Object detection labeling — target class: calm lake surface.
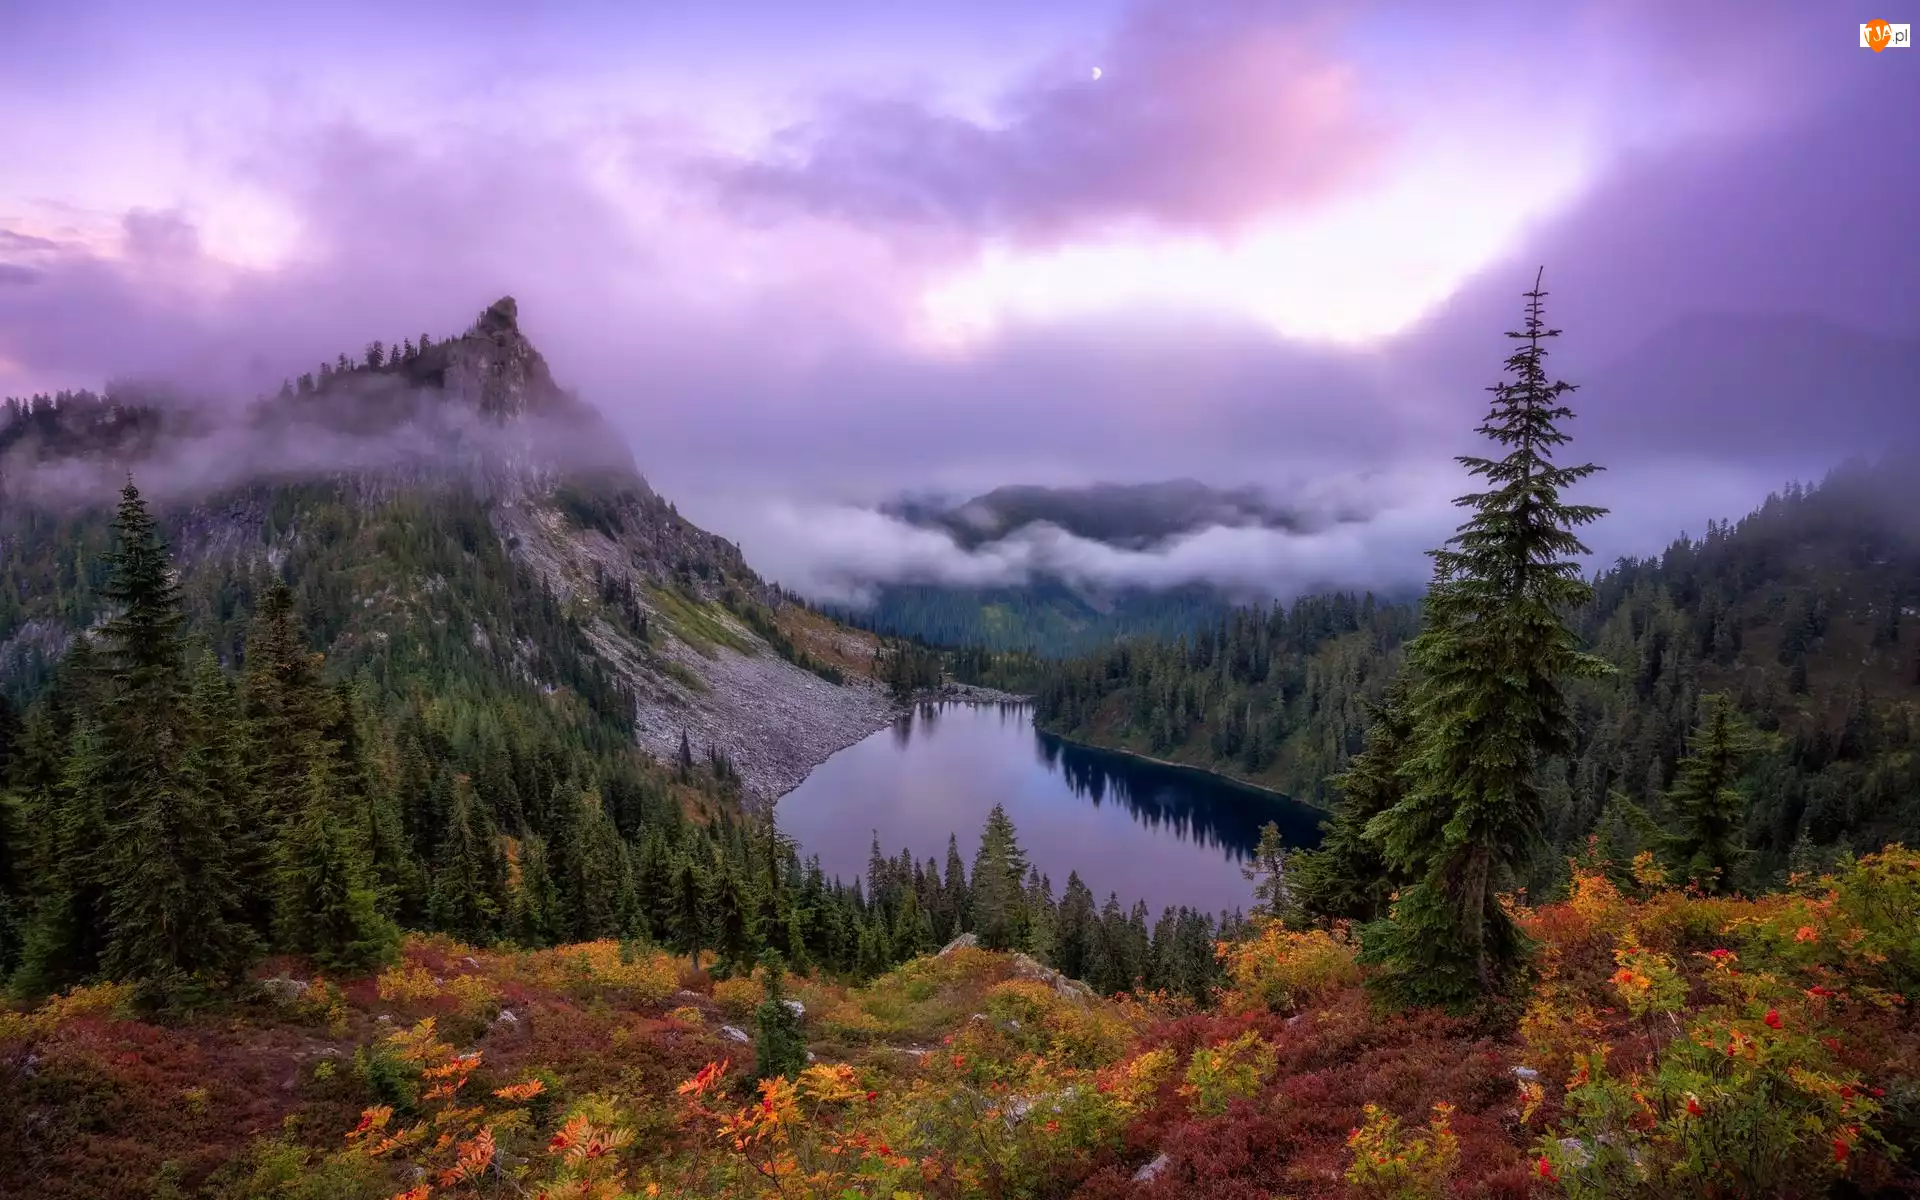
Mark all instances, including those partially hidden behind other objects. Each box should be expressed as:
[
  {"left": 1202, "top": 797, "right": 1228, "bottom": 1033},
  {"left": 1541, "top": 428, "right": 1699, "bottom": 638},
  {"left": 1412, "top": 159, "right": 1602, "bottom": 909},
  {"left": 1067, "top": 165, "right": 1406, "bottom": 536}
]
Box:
[{"left": 775, "top": 702, "right": 1326, "bottom": 916}]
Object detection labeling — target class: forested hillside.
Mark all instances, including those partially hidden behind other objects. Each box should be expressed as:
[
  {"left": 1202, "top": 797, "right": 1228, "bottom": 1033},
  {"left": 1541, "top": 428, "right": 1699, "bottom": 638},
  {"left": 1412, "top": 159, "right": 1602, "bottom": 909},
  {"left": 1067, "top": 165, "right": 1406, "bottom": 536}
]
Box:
[
  {"left": 0, "top": 298, "right": 900, "bottom": 801},
  {"left": 835, "top": 580, "right": 1230, "bottom": 656},
  {"left": 1035, "top": 457, "right": 1920, "bottom": 889}
]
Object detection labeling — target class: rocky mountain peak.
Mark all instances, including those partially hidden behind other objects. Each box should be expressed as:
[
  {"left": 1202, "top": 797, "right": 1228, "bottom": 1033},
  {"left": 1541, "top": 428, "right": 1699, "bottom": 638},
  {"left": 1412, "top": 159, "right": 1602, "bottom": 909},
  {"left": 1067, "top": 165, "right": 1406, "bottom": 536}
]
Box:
[
  {"left": 474, "top": 295, "right": 520, "bottom": 337},
  {"left": 436, "top": 295, "right": 565, "bottom": 424}
]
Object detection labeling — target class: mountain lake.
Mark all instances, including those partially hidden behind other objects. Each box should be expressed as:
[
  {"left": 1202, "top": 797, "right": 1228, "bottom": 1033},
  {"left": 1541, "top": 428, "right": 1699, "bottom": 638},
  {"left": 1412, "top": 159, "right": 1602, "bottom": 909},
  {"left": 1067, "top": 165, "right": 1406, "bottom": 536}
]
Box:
[{"left": 775, "top": 701, "right": 1326, "bottom": 916}]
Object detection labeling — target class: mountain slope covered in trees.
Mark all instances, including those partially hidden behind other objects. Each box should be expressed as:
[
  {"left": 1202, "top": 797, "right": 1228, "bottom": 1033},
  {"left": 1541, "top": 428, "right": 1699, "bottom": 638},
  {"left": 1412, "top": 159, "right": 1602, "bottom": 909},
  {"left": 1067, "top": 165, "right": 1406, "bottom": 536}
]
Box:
[
  {"left": 1035, "top": 456, "right": 1920, "bottom": 890},
  {"left": 835, "top": 579, "right": 1232, "bottom": 657},
  {"left": 0, "top": 297, "right": 898, "bottom": 801}
]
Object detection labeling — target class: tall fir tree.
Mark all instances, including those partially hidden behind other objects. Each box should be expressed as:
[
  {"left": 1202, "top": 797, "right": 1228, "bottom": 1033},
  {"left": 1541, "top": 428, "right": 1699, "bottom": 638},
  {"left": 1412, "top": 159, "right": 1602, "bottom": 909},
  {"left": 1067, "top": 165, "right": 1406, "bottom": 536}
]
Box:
[
  {"left": 240, "top": 580, "right": 326, "bottom": 938},
  {"left": 1363, "top": 274, "right": 1612, "bottom": 1007},
  {"left": 1660, "top": 694, "right": 1758, "bottom": 894},
  {"left": 275, "top": 762, "right": 397, "bottom": 970},
  {"left": 753, "top": 949, "right": 808, "bottom": 1081},
  {"left": 1053, "top": 871, "right": 1097, "bottom": 981},
  {"left": 512, "top": 835, "right": 565, "bottom": 947},
  {"left": 940, "top": 833, "right": 970, "bottom": 939},
  {"left": 707, "top": 864, "right": 752, "bottom": 974},
  {"left": 969, "top": 803, "right": 1029, "bottom": 951},
  {"left": 428, "top": 779, "right": 509, "bottom": 942},
  {"left": 1240, "top": 822, "right": 1295, "bottom": 924},
  {"left": 672, "top": 854, "right": 706, "bottom": 972},
  {"left": 13, "top": 719, "right": 112, "bottom": 997},
  {"left": 94, "top": 481, "right": 254, "bottom": 1000}
]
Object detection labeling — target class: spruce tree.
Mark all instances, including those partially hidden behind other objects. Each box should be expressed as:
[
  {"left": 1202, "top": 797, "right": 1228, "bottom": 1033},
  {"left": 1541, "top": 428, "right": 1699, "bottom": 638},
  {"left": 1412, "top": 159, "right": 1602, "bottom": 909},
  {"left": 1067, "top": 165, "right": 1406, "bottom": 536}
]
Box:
[
  {"left": 13, "top": 719, "right": 112, "bottom": 997},
  {"left": 969, "top": 803, "right": 1029, "bottom": 951},
  {"left": 275, "top": 763, "right": 397, "bottom": 970},
  {"left": 753, "top": 950, "right": 808, "bottom": 1081},
  {"left": 428, "top": 781, "right": 509, "bottom": 941},
  {"left": 512, "top": 835, "right": 564, "bottom": 947},
  {"left": 1240, "top": 822, "right": 1295, "bottom": 924},
  {"left": 1660, "top": 694, "right": 1757, "bottom": 894},
  {"left": 95, "top": 482, "right": 254, "bottom": 1001},
  {"left": 1363, "top": 273, "right": 1612, "bottom": 1007},
  {"left": 1023, "top": 869, "right": 1056, "bottom": 964},
  {"left": 708, "top": 865, "right": 752, "bottom": 974},
  {"left": 940, "top": 833, "right": 970, "bottom": 938},
  {"left": 672, "top": 855, "right": 706, "bottom": 972},
  {"left": 1291, "top": 680, "right": 1417, "bottom": 923},
  {"left": 1053, "top": 871, "right": 1097, "bottom": 980}
]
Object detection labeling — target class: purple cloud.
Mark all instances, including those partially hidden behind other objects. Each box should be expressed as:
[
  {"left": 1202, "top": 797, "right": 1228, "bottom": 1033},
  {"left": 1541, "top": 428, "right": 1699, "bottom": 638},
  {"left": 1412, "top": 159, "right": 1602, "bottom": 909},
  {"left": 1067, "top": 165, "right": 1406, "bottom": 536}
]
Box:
[{"left": 704, "top": 0, "right": 1388, "bottom": 243}]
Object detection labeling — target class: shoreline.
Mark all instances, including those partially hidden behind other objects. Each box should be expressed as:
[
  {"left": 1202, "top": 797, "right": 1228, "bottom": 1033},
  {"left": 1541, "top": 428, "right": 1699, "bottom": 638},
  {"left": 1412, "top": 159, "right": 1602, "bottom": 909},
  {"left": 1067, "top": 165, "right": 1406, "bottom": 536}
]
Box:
[
  {"left": 1035, "top": 726, "right": 1318, "bottom": 808},
  {"left": 764, "top": 683, "right": 1317, "bottom": 814},
  {"left": 759, "top": 682, "right": 1034, "bottom": 807}
]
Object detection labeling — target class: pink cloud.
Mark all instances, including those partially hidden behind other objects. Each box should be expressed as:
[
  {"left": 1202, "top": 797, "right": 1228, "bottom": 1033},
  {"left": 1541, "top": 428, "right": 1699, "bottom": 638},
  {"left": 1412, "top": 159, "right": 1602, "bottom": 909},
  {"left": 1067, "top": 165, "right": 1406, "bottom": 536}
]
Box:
[{"left": 703, "top": 0, "right": 1389, "bottom": 244}]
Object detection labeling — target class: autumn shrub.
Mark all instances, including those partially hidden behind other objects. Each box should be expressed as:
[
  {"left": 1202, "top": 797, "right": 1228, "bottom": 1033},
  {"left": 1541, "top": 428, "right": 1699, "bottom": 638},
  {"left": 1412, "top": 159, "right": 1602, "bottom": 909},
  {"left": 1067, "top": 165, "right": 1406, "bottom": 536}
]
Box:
[
  {"left": 0, "top": 980, "right": 137, "bottom": 1041},
  {"left": 1830, "top": 844, "right": 1920, "bottom": 997},
  {"left": 325, "top": 1016, "right": 641, "bottom": 1198},
  {"left": 374, "top": 963, "right": 440, "bottom": 1007},
  {"left": 1216, "top": 922, "right": 1360, "bottom": 1014},
  {"left": 713, "top": 974, "right": 764, "bottom": 1019},
  {"left": 207, "top": 1139, "right": 389, "bottom": 1200},
  {"left": 1179, "top": 1029, "right": 1277, "bottom": 1116},
  {"left": 898, "top": 1043, "right": 1176, "bottom": 1198},
  {"left": 982, "top": 978, "right": 1132, "bottom": 1069},
  {"left": 443, "top": 972, "right": 501, "bottom": 1022},
  {"left": 814, "top": 996, "right": 887, "bottom": 1043},
  {"left": 1343, "top": 1101, "right": 1460, "bottom": 1200},
  {"left": 1538, "top": 940, "right": 1895, "bottom": 1197},
  {"left": 503, "top": 938, "right": 680, "bottom": 1006},
  {"left": 837, "top": 948, "right": 1008, "bottom": 1041}
]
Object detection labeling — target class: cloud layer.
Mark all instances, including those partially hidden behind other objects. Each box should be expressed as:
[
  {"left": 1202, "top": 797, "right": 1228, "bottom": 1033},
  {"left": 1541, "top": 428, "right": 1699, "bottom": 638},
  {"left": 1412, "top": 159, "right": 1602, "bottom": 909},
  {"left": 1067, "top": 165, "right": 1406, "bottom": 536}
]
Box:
[{"left": 2, "top": 0, "right": 1916, "bottom": 603}]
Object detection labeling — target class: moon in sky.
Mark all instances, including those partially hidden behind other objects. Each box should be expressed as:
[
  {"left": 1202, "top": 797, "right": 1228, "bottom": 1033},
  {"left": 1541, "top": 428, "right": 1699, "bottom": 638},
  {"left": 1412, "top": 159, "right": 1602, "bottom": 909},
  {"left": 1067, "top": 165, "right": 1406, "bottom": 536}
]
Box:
[{"left": 1091, "top": 66, "right": 1103, "bottom": 80}]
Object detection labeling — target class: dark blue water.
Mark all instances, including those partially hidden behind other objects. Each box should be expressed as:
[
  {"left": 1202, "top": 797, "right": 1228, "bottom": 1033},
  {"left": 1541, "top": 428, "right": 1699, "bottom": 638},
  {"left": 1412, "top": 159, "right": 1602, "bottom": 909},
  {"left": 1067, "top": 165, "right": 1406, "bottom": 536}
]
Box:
[{"left": 775, "top": 702, "right": 1326, "bottom": 916}]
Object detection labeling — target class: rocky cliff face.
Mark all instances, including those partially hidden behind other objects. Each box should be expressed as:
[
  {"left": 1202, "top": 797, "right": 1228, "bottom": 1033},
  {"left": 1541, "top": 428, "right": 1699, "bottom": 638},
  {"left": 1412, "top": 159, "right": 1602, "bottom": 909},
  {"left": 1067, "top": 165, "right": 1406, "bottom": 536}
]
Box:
[{"left": 0, "top": 298, "right": 901, "bottom": 800}]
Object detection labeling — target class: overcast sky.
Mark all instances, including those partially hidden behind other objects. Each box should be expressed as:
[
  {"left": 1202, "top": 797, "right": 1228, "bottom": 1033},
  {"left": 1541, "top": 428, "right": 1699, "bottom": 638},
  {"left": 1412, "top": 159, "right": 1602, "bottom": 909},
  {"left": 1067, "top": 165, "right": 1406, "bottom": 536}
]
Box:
[{"left": 3, "top": 0, "right": 1916, "bottom": 599}]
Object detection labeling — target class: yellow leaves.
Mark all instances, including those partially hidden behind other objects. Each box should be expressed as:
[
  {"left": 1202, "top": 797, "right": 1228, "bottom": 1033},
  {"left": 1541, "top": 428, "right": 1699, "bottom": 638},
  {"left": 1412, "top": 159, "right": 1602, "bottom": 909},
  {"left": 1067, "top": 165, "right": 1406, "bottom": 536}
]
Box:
[
  {"left": 494, "top": 1078, "right": 548, "bottom": 1102},
  {"left": 0, "top": 980, "right": 138, "bottom": 1041},
  {"left": 1216, "top": 922, "right": 1360, "bottom": 1014},
  {"left": 444, "top": 972, "right": 501, "bottom": 1018},
  {"left": 1179, "top": 1030, "right": 1276, "bottom": 1116},
  {"left": 377, "top": 964, "right": 442, "bottom": 1005},
  {"left": 1517, "top": 1078, "right": 1545, "bottom": 1125},
  {"left": 1344, "top": 1101, "right": 1460, "bottom": 1199},
  {"left": 796, "top": 1062, "right": 866, "bottom": 1105},
  {"left": 713, "top": 976, "right": 766, "bottom": 1019},
  {"left": 1630, "top": 849, "right": 1670, "bottom": 892},
  {"left": 1609, "top": 932, "right": 1685, "bottom": 1017},
  {"left": 1569, "top": 867, "right": 1624, "bottom": 919},
  {"left": 505, "top": 940, "right": 681, "bottom": 1004}
]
